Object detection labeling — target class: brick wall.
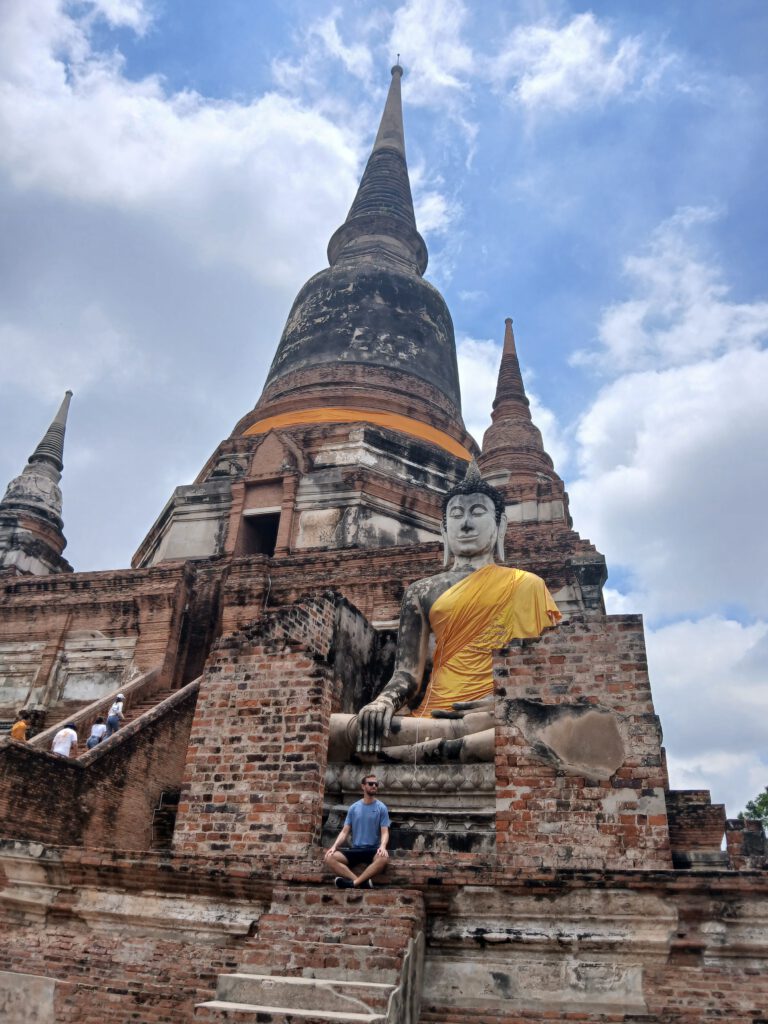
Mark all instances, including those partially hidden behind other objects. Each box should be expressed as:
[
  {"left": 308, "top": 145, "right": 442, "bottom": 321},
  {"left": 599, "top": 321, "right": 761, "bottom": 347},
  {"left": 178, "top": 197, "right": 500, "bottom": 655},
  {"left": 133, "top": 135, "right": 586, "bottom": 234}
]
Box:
[
  {"left": 494, "top": 613, "right": 672, "bottom": 870},
  {"left": 237, "top": 883, "right": 425, "bottom": 982},
  {"left": 726, "top": 817, "right": 768, "bottom": 870},
  {"left": 666, "top": 789, "right": 726, "bottom": 858},
  {"left": 173, "top": 597, "right": 341, "bottom": 858},
  {"left": 0, "top": 911, "right": 248, "bottom": 1023}
]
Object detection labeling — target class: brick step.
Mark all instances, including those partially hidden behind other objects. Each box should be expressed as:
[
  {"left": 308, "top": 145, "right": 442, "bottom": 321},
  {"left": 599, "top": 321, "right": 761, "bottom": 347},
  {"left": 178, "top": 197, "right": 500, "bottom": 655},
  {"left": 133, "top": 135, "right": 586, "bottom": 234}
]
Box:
[
  {"left": 257, "top": 914, "right": 413, "bottom": 949},
  {"left": 123, "top": 688, "right": 175, "bottom": 721},
  {"left": 262, "top": 894, "right": 423, "bottom": 935},
  {"left": 40, "top": 699, "right": 92, "bottom": 732},
  {"left": 194, "top": 999, "right": 385, "bottom": 1023},
  {"left": 214, "top": 974, "right": 394, "bottom": 1014},
  {"left": 242, "top": 939, "right": 403, "bottom": 980},
  {"left": 268, "top": 887, "right": 422, "bottom": 919},
  {"left": 419, "top": 1016, "right": 601, "bottom": 1024}
]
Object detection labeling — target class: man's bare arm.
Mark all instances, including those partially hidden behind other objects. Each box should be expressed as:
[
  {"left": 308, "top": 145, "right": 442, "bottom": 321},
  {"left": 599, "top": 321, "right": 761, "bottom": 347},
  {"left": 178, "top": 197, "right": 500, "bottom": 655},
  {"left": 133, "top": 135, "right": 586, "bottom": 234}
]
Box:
[
  {"left": 324, "top": 824, "right": 351, "bottom": 860},
  {"left": 377, "top": 826, "right": 390, "bottom": 858}
]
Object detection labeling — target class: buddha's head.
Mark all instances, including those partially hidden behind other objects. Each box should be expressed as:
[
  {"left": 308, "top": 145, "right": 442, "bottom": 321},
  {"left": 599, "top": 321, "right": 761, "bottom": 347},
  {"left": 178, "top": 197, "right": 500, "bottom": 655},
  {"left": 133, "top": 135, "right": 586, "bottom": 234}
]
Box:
[{"left": 441, "top": 461, "right": 507, "bottom": 566}]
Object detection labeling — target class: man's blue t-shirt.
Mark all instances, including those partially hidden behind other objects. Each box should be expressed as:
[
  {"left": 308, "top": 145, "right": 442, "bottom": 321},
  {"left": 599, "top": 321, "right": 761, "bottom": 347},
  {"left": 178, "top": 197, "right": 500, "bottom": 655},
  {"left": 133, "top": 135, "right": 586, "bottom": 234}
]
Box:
[{"left": 344, "top": 798, "right": 390, "bottom": 848}]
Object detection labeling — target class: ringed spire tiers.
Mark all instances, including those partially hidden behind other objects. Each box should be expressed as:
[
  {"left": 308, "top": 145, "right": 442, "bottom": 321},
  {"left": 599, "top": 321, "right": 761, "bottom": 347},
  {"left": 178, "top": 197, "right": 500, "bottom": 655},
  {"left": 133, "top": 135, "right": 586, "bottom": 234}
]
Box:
[
  {"left": 29, "top": 389, "right": 72, "bottom": 473},
  {"left": 234, "top": 64, "right": 476, "bottom": 461},
  {"left": 478, "top": 319, "right": 555, "bottom": 478},
  {"left": 326, "top": 63, "right": 427, "bottom": 275}
]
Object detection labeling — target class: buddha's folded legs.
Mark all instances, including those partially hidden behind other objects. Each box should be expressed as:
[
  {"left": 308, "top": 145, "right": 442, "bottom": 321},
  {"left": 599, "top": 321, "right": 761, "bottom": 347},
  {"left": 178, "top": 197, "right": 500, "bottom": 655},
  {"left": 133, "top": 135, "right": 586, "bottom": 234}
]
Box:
[
  {"left": 328, "top": 710, "right": 494, "bottom": 762},
  {"left": 379, "top": 728, "right": 494, "bottom": 763}
]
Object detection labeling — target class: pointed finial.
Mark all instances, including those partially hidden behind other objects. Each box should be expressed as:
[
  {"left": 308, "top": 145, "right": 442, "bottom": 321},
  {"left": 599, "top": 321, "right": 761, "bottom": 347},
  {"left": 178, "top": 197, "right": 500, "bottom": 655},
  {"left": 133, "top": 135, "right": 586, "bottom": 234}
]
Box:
[
  {"left": 326, "top": 62, "right": 427, "bottom": 273},
  {"left": 503, "top": 317, "right": 517, "bottom": 355},
  {"left": 29, "top": 390, "right": 73, "bottom": 473},
  {"left": 462, "top": 458, "right": 483, "bottom": 486}
]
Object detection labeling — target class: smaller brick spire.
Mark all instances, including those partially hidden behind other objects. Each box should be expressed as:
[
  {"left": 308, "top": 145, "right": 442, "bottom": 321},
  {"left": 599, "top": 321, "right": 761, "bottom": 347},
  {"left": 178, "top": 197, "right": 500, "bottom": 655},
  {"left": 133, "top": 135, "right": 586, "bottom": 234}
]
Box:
[{"left": 478, "top": 319, "right": 554, "bottom": 477}]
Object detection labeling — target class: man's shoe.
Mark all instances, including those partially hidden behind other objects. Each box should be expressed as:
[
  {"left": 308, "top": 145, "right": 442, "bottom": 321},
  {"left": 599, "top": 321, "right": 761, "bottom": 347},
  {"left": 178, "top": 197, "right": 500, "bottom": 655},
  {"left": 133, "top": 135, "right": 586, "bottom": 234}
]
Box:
[
  {"left": 362, "top": 879, "right": 374, "bottom": 888},
  {"left": 334, "top": 877, "right": 353, "bottom": 889}
]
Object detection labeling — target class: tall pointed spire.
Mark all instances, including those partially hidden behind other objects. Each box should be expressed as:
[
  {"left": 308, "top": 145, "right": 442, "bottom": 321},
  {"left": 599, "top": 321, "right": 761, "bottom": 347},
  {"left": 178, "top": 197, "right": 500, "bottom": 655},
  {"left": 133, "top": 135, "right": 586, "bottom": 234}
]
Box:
[
  {"left": 478, "top": 320, "right": 554, "bottom": 477},
  {"left": 0, "top": 392, "right": 74, "bottom": 575},
  {"left": 327, "top": 64, "right": 428, "bottom": 274},
  {"left": 237, "top": 64, "right": 475, "bottom": 462},
  {"left": 494, "top": 319, "right": 528, "bottom": 411},
  {"left": 29, "top": 389, "right": 72, "bottom": 472}
]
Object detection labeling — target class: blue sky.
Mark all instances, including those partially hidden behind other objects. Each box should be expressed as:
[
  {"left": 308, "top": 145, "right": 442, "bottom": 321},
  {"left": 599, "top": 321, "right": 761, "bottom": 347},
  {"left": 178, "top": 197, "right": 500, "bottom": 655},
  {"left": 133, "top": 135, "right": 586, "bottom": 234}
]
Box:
[{"left": 1, "top": 0, "right": 767, "bottom": 815}]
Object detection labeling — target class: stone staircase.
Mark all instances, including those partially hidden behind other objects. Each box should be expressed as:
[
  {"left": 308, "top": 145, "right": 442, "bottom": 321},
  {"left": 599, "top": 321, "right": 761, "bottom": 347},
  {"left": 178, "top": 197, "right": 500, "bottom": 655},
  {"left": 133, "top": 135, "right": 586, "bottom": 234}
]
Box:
[
  {"left": 3, "top": 686, "right": 176, "bottom": 750},
  {"left": 76, "top": 687, "right": 175, "bottom": 754},
  {"left": 119, "top": 687, "right": 176, "bottom": 728},
  {"left": 40, "top": 698, "right": 92, "bottom": 732},
  {"left": 195, "top": 885, "right": 425, "bottom": 1023}
]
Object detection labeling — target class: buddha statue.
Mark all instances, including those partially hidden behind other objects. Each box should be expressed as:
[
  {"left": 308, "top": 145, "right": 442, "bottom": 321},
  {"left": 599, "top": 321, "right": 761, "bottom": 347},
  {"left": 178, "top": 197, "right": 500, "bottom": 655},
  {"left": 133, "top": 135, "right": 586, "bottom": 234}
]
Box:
[{"left": 328, "top": 461, "right": 561, "bottom": 764}]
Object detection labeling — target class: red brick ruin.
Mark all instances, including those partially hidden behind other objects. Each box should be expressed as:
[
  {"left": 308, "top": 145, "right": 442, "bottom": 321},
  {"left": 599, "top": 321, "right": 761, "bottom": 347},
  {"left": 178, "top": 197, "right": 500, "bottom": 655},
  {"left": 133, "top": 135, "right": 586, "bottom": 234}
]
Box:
[{"left": 1, "top": 65, "right": 766, "bottom": 1024}]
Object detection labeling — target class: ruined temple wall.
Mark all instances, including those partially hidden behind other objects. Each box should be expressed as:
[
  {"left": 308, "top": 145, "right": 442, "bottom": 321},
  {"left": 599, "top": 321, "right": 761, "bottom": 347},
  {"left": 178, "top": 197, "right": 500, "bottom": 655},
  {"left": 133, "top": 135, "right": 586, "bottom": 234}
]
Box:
[
  {"left": 0, "top": 855, "right": 266, "bottom": 1023},
  {"left": 419, "top": 880, "right": 768, "bottom": 1023},
  {"left": 0, "top": 688, "right": 197, "bottom": 850},
  {"left": 494, "top": 613, "right": 672, "bottom": 871},
  {"left": 0, "top": 843, "right": 766, "bottom": 1024},
  {"left": 0, "top": 565, "right": 194, "bottom": 712}
]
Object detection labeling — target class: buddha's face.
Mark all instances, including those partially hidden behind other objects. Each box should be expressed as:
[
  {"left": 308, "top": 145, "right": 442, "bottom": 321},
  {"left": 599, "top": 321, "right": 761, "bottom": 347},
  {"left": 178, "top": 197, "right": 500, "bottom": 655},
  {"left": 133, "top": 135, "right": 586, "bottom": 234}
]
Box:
[{"left": 444, "top": 492, "right": 499, "bottom": 558}]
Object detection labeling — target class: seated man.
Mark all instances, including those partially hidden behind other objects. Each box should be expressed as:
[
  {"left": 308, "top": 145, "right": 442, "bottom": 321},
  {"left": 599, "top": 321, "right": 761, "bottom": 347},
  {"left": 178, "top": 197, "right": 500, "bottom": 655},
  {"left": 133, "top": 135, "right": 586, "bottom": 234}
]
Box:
[
  {"left": 328, "top": 461, "right": 561, "bottom": 763},
  {"left": 323, "top": 773, "right": 390, "bottom": 888}
]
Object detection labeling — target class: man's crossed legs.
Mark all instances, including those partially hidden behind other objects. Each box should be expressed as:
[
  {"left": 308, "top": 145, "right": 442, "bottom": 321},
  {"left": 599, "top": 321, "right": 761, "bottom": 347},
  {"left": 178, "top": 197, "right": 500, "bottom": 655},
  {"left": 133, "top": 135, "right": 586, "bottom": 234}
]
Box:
[{"left": 324, "top": 845, "right": 388, "bottom": 889}]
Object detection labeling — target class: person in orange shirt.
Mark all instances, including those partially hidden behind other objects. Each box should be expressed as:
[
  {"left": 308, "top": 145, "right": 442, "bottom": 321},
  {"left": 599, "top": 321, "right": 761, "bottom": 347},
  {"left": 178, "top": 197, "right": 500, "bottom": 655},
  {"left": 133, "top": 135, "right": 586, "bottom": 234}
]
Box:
[{"left": 10, "top": 710, "right": 31, "bottom": 742}]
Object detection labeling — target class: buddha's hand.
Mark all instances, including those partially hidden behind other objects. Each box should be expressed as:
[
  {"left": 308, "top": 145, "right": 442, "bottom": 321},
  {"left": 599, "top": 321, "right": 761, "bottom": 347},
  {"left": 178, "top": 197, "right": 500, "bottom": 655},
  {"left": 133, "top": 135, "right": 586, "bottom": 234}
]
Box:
[
  {"left": 357, "top": 696, "right": 396, "bottom": 754},
  {"left": 431, "top": 695, "right": 494, "bottom": 719}
]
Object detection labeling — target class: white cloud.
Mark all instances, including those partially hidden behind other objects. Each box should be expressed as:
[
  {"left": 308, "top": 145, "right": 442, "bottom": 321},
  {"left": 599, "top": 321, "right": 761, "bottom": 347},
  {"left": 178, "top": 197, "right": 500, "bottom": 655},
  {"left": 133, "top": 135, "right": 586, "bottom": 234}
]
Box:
[
  {"left": 0, "top": 305, "right": 140, "bottom": 401},
  {"left": 602, "top": 587, "right": 638, "bottom": 615},
  {"left": 272, "top": 8, "right": 376, "bottom": 99},
  {"left": 569, "top": 207, "right": 768, "bottom": 818},
  {"left": 570, "top": 210, "right": 768, "bottom": 621},
  {"left": 646, "top": 616, "right": 768, "bottom": 815},
  {"left": 88, "top": 0, "right": 153, "bottom": 33},
  {"left": 0, "top": 2, "right": 359, "bottom": 285},
  {"left": 390, "top": 0, "right": 474, "bottom": 107},
  {"left": 492, "top": 12, "right": 665, "bottom": 114},
  {"left": 312, "top": 11, "right": 374, "bottom": 81},
  {"left": 577, "top": 207, "right": 768, "bottom": 373},
  {"left": 410, "top": 162, "right": 461, "bottom": 237},
  {"left": 570, "top": 346, "right": 768, "bottom": 619}
]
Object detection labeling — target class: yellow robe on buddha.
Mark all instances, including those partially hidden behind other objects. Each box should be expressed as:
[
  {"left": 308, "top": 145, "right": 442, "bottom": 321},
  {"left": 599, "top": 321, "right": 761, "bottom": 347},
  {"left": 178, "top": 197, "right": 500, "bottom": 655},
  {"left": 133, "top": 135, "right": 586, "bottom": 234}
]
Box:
[{"left": 413, "top": 564, "right": 561, "bottom": 718}]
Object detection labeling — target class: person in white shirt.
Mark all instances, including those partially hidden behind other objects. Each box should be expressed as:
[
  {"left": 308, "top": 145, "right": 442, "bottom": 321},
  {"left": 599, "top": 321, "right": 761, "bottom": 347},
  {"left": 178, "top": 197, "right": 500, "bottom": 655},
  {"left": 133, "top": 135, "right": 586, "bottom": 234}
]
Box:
[
  {"left": 86, "top": 716, "right": 107, "bottom": 750},
  {"left": 105, "top": 693, "right": 126, "bottom": 738},
  {"left": 51, "top": 723, "right": 78, "bottom": 758}
]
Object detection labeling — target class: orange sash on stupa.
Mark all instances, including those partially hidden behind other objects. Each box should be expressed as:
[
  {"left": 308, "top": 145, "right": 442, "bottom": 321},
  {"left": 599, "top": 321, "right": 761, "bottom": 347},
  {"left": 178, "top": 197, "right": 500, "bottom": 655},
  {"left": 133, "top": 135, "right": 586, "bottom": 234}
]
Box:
[{"left": 412, "top": 564, "right": 561, "bottom": 718}]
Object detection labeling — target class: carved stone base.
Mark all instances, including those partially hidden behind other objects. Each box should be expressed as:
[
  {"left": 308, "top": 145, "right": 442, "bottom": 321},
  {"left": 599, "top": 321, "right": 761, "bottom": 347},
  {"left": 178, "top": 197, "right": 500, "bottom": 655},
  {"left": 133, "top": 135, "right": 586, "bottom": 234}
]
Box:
[{"left": 323, "top": 762, "right": 496, "bottom": 854}]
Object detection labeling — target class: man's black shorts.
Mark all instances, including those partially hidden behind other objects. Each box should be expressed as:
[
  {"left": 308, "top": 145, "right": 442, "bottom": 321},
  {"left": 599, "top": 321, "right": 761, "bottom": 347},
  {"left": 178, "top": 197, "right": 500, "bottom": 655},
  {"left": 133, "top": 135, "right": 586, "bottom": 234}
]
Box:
[{"left": 339, "top": 845, "right": 378, "bottom": 867}]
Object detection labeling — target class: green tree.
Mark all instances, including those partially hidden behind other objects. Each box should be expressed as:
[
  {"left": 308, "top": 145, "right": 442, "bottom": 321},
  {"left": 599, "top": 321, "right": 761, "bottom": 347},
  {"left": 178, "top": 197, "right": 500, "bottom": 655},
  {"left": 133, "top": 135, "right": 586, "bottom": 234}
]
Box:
[{"left": 738, "top": 786, "right": 768, "bottom": 826}]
